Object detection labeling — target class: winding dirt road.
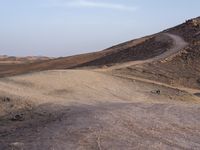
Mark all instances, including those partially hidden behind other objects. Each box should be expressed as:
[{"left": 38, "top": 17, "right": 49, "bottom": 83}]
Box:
[
  {"left": 107, "top": 33, "right": 188, "bottom": 70},
  {"left": 106, "top": 33, "right": 200, "bottom": 96}
]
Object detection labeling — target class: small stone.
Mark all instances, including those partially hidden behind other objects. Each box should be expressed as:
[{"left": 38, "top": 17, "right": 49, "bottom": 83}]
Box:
[
  {"left": 11, "top": 114, "right": 24, "bottom": 121},
  {"left": 2, "top": 97, "right": 10, "bottom": 102},
  {"left": 151, "top": 89, "right": 161, "bottom": 95},
  {"left": 10, "top": 142, "right": 24, "bottom": 150}
]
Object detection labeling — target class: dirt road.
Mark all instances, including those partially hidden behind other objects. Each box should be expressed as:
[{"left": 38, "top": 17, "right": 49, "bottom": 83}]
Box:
[
  {"left": 112, "top": 73, "right": 200, "bottom": 95},
  {"left": 106, "top": 33, "right": 188, "bottom": 70}
]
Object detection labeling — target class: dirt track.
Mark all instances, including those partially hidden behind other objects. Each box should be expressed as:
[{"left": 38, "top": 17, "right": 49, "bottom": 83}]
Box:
[{"left": 105, "top": 33, "right": 188, "bottom": 70}]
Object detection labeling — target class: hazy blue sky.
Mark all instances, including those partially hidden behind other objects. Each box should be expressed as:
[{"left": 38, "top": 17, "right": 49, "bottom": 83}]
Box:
[{"left": 0, "top": 0, "right": 199, "bottom": 57}]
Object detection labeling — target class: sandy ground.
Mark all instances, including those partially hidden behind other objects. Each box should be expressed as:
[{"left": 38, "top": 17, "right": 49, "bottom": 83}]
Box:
[
  {"left": 0, "top": 70, "right": 200, "bottom": 150},
  {"left": 0, "top": 33, "right": 200, "bottom": 150}
]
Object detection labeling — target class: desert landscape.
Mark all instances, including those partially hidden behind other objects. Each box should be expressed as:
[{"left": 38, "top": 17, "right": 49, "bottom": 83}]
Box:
[{"left": 0, "top": 17, "right": 200, "bottom": 150}]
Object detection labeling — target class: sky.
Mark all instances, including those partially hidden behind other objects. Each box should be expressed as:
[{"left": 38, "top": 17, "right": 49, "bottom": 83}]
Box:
[{"left": 0, "top": 0, "right": 199, "bottom": 57}]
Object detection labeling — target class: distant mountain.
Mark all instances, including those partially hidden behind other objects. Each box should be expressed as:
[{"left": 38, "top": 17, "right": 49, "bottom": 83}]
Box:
[{"left": 0, "top": 55, "right": 51, "bottom": 64}]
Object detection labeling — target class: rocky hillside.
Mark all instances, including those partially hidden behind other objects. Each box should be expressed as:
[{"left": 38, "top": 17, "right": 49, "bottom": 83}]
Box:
[
  {"left": 74, "top": 34, "right": 172, "bottom": 68},
  {"left": 0, "top": 36, "right": 150, "bottom": 77},
  {"left": 113, "top": 17, "right": 200, "bottom": 89}
]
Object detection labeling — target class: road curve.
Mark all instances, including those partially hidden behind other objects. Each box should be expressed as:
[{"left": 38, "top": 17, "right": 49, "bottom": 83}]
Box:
[{"left": 106, "top": 33, "right": 188, "bottom": 70}]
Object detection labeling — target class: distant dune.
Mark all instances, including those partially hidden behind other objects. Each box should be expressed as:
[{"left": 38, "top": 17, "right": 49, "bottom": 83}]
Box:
[{"left": 0, "top": 55, "right": 50, "bottom": 64}]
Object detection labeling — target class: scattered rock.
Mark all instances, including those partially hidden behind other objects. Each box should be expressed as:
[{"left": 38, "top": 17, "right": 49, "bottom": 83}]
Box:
[
  {"left": 9, "top": 142, "right": 24, "bottom": 150},
  {"left": 197, "top": 79, "right": 200, "bottom": 85},
  {"left": 151, "top": 89, "right": 161, "bottom": 95},
  {"left": 194, "top": 93, "right": 200, "bottom": 97},
  {"left": 11, "top": 114, "right": 24, "bottom": 121},
  {"left": 2, "top": 97, "right": 10, "bottom": 102},
  {"left": 186, "top": 18, "right": 200, "bottom": 27}
]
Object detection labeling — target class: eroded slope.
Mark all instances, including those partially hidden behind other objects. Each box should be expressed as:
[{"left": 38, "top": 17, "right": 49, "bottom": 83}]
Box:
[{"left": 112, "top": 17, "right": 200, "bottom": 90}]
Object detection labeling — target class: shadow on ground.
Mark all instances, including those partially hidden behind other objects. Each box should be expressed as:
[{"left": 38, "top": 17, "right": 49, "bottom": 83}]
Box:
[
  {"left": 194, "top": 93, "right": 200, "bottom": 97},
  {"left": 1, "top": 101, "right": 200, "bottom": 150}
]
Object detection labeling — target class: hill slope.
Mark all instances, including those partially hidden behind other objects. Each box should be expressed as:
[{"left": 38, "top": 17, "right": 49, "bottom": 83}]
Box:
[
  {"left": 0, "top": 36, "right": 149, "bottom": 77},
  {"left": 111, "top": 17, "right": 200, "bottom": 89},
  {"left": 0, "top": 17, "right": 200, "bottom": 149},
  {"left": 0, "top": 17, "right": 199, "bottom": 90}
]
